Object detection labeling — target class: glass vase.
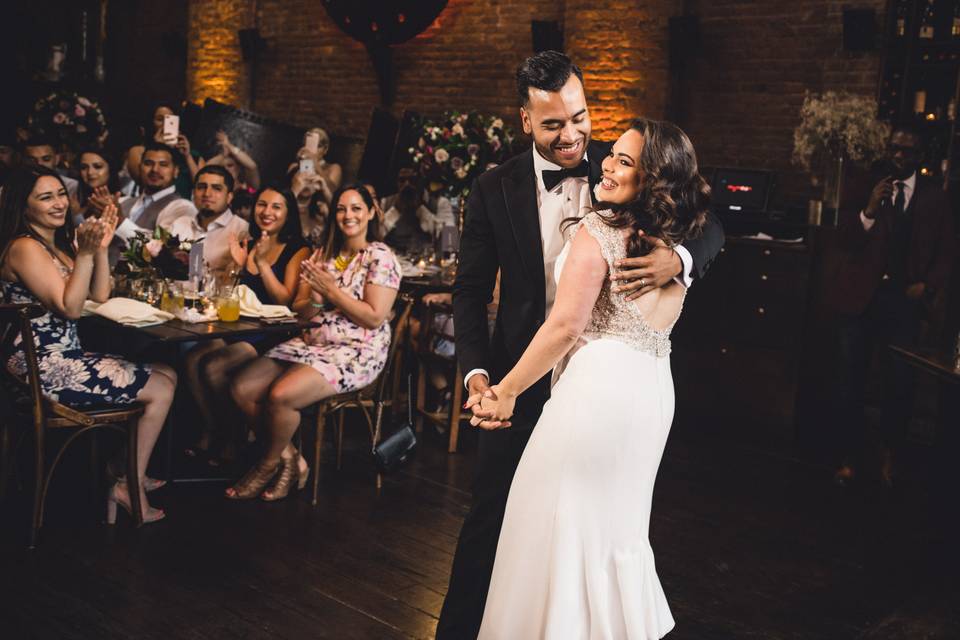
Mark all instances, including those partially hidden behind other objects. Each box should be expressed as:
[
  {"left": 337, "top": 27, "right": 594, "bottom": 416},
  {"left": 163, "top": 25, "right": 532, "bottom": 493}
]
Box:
[{"left": 822, "top": 154, "right": 845, "bottom": 224}]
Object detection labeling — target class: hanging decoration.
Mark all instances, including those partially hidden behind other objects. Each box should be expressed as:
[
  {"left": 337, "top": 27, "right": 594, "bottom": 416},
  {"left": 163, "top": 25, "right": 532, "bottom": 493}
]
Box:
[{"left": 321, "top": 0, "right": 449, "bottom": 105}]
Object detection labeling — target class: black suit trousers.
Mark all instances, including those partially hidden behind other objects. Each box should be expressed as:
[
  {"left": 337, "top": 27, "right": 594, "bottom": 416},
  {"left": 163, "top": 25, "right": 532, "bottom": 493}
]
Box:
[
  {"left": 435, "top": 417, "right": 535, "bottom": 639},
  {"left": 833, "top": 284, "right": 922, "bottom": 464}
]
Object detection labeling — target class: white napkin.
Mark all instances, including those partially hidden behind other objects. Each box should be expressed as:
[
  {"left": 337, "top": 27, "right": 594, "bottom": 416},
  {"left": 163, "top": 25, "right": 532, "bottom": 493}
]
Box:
[
  {"left": 85, "top": 298, "right": 174, "bottom": 327},
  {"left": 236, "top": 284, "right": 294, "bottom": 318}
]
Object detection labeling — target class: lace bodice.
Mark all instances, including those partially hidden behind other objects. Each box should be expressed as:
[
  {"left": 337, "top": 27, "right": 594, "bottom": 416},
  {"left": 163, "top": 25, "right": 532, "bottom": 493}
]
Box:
[{"left": 569, "top": 212, "right": 684, "bottom": 357}]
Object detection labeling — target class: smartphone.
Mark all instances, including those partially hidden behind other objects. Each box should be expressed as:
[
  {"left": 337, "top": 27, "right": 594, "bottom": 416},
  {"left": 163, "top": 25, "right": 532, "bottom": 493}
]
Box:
[
  {"left": 162, "top": 114, "right": 180, "bottom": 144},
  {"left": 299, "top": 158, "right": 316, "bottom": 175},
  {"left": 304, "top": 131, "right": 320, "bottom": 154}
]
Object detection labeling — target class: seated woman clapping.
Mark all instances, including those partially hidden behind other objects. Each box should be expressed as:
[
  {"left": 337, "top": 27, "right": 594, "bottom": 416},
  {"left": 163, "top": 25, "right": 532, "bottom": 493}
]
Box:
[
  {"left": 226, "top": 183, "right": 401, "bottom": 501},
  {"left": 182, "top": 185, "right": 309, "bottom": 465},
  {"left": 0, "top": 166, "right": 177, "bottom": 524},
  {"left": 71, "top": 147, "right": 126, "bottom": 221}
]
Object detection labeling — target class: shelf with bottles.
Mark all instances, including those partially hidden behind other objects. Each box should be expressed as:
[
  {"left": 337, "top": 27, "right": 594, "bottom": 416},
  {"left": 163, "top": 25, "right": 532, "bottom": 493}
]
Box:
[{"left": 888, "top": 0, "right": 960, "bottom": 45}]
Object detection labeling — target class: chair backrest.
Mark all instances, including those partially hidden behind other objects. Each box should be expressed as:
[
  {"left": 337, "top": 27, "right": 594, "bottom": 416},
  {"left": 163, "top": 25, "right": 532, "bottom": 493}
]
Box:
[
  {"left": 371, "top": 294, "right": 414, "bottom": 404},
  {"left": 415, "top": 300, "right": 455, "bottom": 357},
  {"left": 0, "top": 303, "right": 49, "bottom": 427}
]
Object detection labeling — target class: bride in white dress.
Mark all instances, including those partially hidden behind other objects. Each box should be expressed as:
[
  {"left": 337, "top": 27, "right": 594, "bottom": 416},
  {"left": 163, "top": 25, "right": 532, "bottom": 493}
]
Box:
[{"left": 473, "top": 118, "right": 711, "bottom": 640}]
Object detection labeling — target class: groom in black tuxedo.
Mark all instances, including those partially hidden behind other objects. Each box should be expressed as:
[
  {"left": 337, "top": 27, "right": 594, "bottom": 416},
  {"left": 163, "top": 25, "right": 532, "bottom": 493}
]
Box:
[{"left": 438, "top": 51, "right": 725, "bottom": 638}]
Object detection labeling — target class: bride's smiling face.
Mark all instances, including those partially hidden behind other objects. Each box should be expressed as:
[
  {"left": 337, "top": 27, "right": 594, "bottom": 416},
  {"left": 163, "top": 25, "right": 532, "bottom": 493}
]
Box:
[{"left": 597, "top": 129, "right": 644, "bottom": 204}]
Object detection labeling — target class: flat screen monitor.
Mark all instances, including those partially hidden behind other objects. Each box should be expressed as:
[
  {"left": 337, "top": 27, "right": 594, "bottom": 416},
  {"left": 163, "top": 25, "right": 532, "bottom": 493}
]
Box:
[{"left": 711, "top": 168, "right": 774, "bottom": 213}]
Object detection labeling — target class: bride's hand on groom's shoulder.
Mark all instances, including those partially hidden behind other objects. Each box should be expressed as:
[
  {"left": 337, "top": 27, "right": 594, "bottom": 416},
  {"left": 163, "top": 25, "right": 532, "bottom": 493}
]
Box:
[
  {"left": 610, "top": 232, "right": 682, "bottom": 301},
  {"left": 468, "top": 385, "right": 514, "bottom": 429}
]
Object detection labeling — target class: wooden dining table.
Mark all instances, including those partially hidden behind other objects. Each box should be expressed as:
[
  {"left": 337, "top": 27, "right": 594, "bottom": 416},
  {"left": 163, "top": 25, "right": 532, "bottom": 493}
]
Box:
[{"left": 78, "top": 313, "right": 321, "bottom": 482}]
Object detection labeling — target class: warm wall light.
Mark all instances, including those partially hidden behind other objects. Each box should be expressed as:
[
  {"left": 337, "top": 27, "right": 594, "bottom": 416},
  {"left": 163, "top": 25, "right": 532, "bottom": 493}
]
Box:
[{"left": 187, "top": 0, "right": 249, "bottom": 107}]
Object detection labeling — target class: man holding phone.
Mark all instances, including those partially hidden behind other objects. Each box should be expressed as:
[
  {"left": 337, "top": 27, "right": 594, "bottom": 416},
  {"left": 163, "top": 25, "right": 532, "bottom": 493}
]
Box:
[{"left": 830, "top": 126, "right": 955, "bottom": 487}]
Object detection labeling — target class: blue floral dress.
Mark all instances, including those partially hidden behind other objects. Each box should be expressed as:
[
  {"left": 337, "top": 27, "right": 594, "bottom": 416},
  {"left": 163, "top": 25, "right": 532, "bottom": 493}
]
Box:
[
  {"left": 266, "top": 241, "right": 402, "bottom": 393},
  {"left": 2, "top": 246, "right": 152, "bottom": 407}
]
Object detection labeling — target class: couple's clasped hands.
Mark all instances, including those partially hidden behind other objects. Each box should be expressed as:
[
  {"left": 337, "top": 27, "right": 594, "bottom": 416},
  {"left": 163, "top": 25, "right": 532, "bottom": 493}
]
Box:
[
  {"left": 465, "top": 378, "right": 515, "bottom": 430},
  {"left": 76, "top": 202, "right": 119, "bottom": 255}
]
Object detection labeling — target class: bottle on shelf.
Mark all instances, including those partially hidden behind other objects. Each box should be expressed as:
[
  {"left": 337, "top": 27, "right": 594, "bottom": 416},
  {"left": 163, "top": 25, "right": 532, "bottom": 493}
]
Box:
[
  {"left": 914, "top": 88, "right": 927, "bottom": 114},
  {"left": 896, "top": 0, "right": 908, "bottom": 38},
  {"left": 919, "top": 0, "right": 936, "bottom": 39}
]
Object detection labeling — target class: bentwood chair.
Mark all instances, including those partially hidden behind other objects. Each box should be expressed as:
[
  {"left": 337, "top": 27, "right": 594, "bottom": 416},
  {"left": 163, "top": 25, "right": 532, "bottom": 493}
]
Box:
[
  {"left": 413, "top": 300, "right": 464, "bottom": 453},
  {"left": 308, "top": 294, "right": 414, "bottom": 504},
  {"left": 0, "top": 303, "right": 145, "bottom": 548}
]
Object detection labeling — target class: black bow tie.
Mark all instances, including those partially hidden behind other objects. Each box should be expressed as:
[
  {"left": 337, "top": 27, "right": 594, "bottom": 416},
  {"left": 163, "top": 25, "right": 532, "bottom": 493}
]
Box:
[{"left": 541, "top": 160, "right": 589, "bottom": 191}]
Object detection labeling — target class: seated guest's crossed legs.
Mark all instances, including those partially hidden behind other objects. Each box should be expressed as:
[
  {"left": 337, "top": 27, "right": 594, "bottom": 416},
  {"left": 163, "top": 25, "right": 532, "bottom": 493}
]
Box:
[
  {"left": 226, "top": 358, "right": 335, "bottom": 500},
  {"left": 183, "top": 340, "right": 226, "bottom": 459},
  {"left": 194, "top": 341, "right": 259, "bottom": 463}
]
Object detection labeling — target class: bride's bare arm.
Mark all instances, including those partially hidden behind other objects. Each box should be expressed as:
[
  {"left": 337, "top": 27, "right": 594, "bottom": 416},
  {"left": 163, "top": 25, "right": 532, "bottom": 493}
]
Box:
[{"left": 493, "top": 227, "right": 607, "bottom": 410}]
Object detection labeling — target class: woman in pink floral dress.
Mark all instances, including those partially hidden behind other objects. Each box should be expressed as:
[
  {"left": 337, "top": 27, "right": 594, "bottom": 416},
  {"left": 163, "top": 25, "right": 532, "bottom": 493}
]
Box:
[{"left": 227, "top": 183, "right": 401, "bottom": 501}]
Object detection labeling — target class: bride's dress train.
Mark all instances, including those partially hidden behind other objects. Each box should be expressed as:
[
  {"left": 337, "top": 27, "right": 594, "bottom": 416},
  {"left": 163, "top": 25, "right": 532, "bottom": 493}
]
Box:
[{"left": 478, "top": 212, "right": 680, "bottom": 639}]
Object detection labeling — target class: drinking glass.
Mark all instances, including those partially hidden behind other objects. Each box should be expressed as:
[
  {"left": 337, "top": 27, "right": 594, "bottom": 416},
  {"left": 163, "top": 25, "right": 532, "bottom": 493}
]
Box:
[{"left": 216, "top": 286, "right": 241, "bottom": 322}]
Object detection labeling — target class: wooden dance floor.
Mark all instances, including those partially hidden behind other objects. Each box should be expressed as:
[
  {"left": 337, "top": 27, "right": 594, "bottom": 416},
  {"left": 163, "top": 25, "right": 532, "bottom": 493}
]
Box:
[{"left": 2, "top": 423, "right": 959, "bottom": 639}]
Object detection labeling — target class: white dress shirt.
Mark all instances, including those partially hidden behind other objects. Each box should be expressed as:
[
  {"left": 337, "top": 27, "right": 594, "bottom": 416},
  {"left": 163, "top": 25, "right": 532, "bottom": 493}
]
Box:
[
  {"left": 169, "top": 209, "right": 249, "bottom": 271},
  {"left": 115, "top": 185, "right": 197, "bottom": 243},
  {"left": 860, "top": 172, "right": 916, "bottom": 231}
]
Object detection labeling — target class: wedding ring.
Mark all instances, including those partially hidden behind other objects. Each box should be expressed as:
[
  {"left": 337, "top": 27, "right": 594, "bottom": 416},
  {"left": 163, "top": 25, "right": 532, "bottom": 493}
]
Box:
[{"left": 639, "top": 278, "right": 646, "bottom": 288}]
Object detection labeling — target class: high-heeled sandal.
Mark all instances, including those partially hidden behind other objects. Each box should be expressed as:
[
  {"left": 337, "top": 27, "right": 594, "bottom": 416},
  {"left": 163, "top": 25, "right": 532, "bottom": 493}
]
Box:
[
  {"left": 262, "top": 452, "right": 310, "bottom": 502},
  {"left": 112, "top": 475, "right": 166, "bottom": 492},
  {"left": 106, "top": 482, "right": 166, "bottom": 525},
  {"left": 225, "top": 460, "right": 280, "bottom": 499}
]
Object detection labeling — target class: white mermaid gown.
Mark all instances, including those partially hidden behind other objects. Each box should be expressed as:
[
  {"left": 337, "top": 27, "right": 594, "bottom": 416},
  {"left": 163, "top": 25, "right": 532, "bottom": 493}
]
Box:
[{"left": 478, "top": 213, "right": 680, "bottom": 640}]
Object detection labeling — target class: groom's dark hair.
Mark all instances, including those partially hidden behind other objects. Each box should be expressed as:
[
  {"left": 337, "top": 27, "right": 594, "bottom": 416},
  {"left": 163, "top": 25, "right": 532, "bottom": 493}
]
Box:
[{"left": 516, "top": 51, "right": 584, "bottom": 106}]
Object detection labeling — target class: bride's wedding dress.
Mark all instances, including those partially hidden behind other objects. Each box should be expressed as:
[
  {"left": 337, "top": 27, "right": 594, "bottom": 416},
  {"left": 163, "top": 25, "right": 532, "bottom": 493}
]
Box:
[{"left": 478, "top": 212, "right": 681, "bottom": 640}]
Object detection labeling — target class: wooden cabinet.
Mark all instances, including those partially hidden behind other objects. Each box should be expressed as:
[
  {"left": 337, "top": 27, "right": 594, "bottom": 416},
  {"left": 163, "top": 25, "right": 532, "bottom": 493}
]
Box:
[{"left": 670, "top": 237, "right": 813, "bottom": 440}]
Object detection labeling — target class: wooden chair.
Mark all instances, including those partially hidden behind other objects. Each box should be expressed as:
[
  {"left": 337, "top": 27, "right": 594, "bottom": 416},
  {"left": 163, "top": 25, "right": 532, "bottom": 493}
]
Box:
[
  {"left": 413, "top": 301, "right": 464, "bottom": 453},
  {"left": 0, "top": 303, "right": 145, "bottom": 548},
  {"left": 308, "top": 294, "right": 414, "bottom": 504}
]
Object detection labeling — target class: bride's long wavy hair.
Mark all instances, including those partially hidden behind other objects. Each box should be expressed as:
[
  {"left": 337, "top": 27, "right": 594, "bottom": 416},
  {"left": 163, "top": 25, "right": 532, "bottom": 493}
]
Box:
[{"left": 573, "top": 118, "right": 710, "bottom": 259}]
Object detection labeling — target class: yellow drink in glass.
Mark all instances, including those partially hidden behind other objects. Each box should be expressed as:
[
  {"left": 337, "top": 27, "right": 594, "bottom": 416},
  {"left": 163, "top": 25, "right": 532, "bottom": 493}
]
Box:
[{"left": 217, "top": 296, "right": 240, "bottom": 322}]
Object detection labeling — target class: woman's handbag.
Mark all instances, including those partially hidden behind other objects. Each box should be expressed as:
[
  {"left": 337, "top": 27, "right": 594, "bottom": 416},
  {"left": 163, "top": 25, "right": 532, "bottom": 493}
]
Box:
[{"left": 373, "top": 374, "right": 417, "bottom": 472}]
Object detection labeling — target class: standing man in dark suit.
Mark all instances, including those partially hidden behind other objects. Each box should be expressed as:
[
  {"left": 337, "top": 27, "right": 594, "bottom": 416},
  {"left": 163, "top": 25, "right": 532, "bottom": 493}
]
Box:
[
  {"left": 438, "top": 51, "right": 725, "bottom": 639},
  {"left": 831, "top": 126, "right": 955, "bottom": 487}
]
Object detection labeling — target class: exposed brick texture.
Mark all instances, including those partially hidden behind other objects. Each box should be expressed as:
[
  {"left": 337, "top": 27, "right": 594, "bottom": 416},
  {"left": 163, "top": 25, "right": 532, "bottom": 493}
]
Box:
[
  {"left": 678, "top": 0, "right": 885, "bottom": 200},
  {"left": 185, "top": 0, "right": 885, "bottom": 199}
]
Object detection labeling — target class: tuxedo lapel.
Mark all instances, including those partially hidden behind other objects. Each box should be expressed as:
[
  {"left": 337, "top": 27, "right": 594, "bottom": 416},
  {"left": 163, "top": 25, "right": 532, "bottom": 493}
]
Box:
[
  {"left": 588, "top": 148, "right": 603, "bottom": 206},
  {"left": 501, "top": 149, "right": 545, "bottom": 295}
]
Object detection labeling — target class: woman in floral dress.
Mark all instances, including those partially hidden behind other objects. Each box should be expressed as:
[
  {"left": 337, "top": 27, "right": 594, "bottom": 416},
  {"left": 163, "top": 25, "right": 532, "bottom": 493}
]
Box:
[
  {"left": 227, "top": 183, "right": 401, "bottom": 501},
  {"left": 0, "top": 166, "right": 178, "bottom": 524}
]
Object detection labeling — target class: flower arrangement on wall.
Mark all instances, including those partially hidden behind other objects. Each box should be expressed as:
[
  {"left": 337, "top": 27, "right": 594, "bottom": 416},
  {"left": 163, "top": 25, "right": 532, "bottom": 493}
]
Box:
[
  {"left": 409, "top": 111, "right": 516, "bottom": 197},
  {"left": 28, "top": 91, "right": 109, "bottom": 148}
]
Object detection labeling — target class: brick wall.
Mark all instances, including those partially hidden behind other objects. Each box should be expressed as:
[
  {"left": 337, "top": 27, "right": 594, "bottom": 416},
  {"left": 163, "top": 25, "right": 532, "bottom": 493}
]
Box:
[
  {"left": 184, "top": 0, "right": 886, "bottom": 199},
  {"left": 187, "top": 0, "right": 253, "bottom": 109},
  {"left": 566, "top": 0, "right": 681, "bottom": 138},
  {"left": 677, "top": 0, "right": 885, "bottom": 201}
]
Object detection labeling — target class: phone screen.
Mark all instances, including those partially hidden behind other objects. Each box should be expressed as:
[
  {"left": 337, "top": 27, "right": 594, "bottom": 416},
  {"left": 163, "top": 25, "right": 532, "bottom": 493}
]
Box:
[{"left": 162, "top": 115, "right": 180, "bottom": 143}]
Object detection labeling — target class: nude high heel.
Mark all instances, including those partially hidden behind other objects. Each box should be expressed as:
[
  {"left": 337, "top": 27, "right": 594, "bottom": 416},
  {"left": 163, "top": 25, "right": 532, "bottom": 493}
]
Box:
[{"left": 106, "top": 482, "right": 166, "bottom": 525}]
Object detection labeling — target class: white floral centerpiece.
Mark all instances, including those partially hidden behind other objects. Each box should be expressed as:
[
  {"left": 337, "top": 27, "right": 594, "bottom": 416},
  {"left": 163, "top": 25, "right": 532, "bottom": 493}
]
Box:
[{"left": 792, "top": 91, "right": 890, "bottom": 210}]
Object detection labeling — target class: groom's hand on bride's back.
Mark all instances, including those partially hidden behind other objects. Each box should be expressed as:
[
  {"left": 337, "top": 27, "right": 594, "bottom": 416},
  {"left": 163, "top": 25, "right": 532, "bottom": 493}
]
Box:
[{"left": 609, "top": 233, "right": 682, "bottom": 301}]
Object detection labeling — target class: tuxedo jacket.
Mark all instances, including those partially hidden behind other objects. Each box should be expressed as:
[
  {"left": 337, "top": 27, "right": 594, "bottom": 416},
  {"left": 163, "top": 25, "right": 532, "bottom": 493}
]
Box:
[
  {"left": 453, "top": 140, "right": 725, "bottom": 424},
  {"left": 831, "top": 177, "right": 955, "bottom": 316}
]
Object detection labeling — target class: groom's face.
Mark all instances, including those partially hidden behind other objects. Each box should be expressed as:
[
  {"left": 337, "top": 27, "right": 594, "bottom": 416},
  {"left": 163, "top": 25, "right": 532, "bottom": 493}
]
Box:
[{"left": 520, "top": 74, "right": 591, "bottom": 169}]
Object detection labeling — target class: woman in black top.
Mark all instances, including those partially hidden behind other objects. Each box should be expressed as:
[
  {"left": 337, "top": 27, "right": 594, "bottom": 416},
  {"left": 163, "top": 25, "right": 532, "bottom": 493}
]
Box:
[{"left": 183, "top": 185, "right": 310, "bottom": 464}]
